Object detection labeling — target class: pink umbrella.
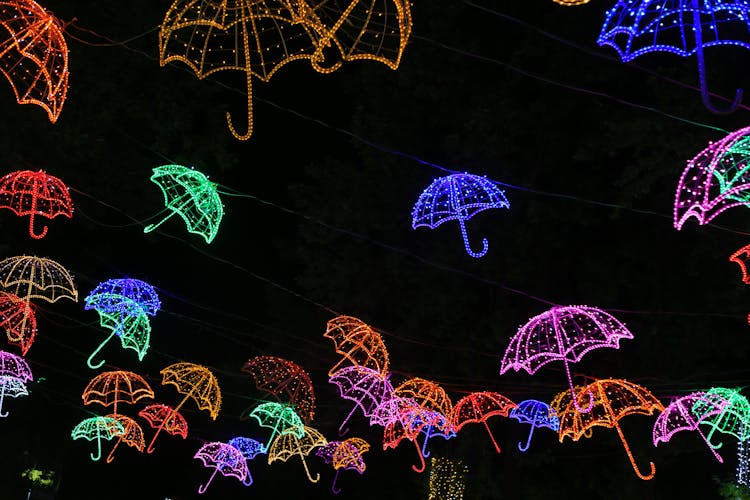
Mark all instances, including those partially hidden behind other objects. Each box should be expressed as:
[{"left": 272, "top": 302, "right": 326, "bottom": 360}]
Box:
[
  {"left": 194, "top": 441, "right": 251, "bottom": 494},
  {"left": 329, "top": 366, "right": 393, "bottom": 436}
]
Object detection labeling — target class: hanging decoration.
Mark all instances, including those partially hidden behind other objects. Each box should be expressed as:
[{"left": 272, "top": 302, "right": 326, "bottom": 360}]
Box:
[
  {"left": 284, "top": 0, "right": 412, "bottom": 72},
  {"left": 451, "top": 391, "right": 516, "bottom": 454},
  {"left": 81, "top": 370, "right": 154, "bottom": 416},
  {"left": 411, "top": 173, "right": 510, "bottom": 258},
  {"left": 138, "top": 403, "right": 188, "bottom": 449},
  {"left": 730, "top": 243, "right": 750, "bottom": 284},
  {"left": 0, "top": 170, "right": 72, "bottom": 239},
  {"left": 324, "top": 315, "right": 389, "bottom": 377},
  {"left": 242, "top": 355, "right": 316, "bottom": 423},
  {"left": 739, "top": 439, "right": 750, "bottom": 488},
  {"left": 557, "top": 378, "right": 664, "bottom": 480},
  {"left": 103, "top": 413, "right": 145, "bottom": 464},
  {"left": 146, "top": 362, "right": 221, "bottom": 453},
  {"left": 369, "top": 395, "right": 418, "bottom": 427},
  {"left": 329, "top": 365, "right": 394, "bottom": 436},
  {"left": 315, "top": 437, "right": 370, "bottom": 494},
  {"left": 0, "top": 255, "right": 77, "bottom": 304},
  {"left": 0, "top": 348, "right": 32, "bottom": 381},
  {"left": 228, "top": 436, "right": 267, "bottom": 461},
  {"left": 393, "top": 378, "right": 453, "bottom": 420},
  {"left": 0, "top": 0, "right": 69, "bottom": 122},
  {"left": 0, "top": 291, "right": 36, "bottom": 355},
  {"left": 674, "top": 125, "right": 750, "bottom": 229},
  {"left": 598, "top": 1, "right": 748, "bottom": 113},
  {"left": 158, "top": 0, "right": 322, "bottom": 140},
  {"left": 267, "top": 424, "right": 328, "bottom": 483},
  {"left": 70, "top": 416, "right": 124, "bottom": 462},
  {"left": 0, "top": 375, "right": 28, "bottom": 417},
  {"left": 194, "top": 441, "right": 251, "bottom": 493},
  {"left": 382, "top": 402, "right": 448, "bottom": 474},
  {"left": 428, "top": 457, "right": 468, "bottom": 500},
  {"left": 500, "top": 304, "right": 634, "bottom": 413},
  {"left": 248, "top": 401, "right": 305, "bottom": 448},
  {"left": 143, "top": 165, "right": 223, "bottom": 243},
  {"left": 508, "top": 399, "right": 560, "bottom": 452},
  {"left": 691, "top": 387, "right": 750, "bottom": 449},
  {"left": 652, "top": 391, "right": 729, "bottom": 463}
]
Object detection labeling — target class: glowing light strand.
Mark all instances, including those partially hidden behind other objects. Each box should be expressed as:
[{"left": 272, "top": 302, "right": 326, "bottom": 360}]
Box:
[
  {"left": 267, "top": 424, "right": 328, "bottom": 483},
  {"left": 0, "top": 291, "right": 36, "bottom": 355},
  {"left": 428, "top": 457, "right": 468, "bottom": 500}
]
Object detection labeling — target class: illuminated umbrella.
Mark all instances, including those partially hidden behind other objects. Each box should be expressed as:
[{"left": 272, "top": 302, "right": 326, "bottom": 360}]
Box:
[
  {"left": 509, "top": 399, "right": 560, "bottom": 452},
  {"left": 0, "top": 349, "right": 32, "bottom": 381},
  {"left": 158, "top": 0, "right": 322, "bottom": 140},
  {"left": 103, "top": 414, "right": 145, "bottom": 463},
  {"left": 194, "top": 441, "right": 251, "bottom": 493},
  {"left": 730, "top": 243, "right": 750, "bottom": 284},
  {"left": 138, "top": 403, "right": 189, "bottom": 449},
  {"left": 146, "top": 362, "right": 221, "bottom": 453},
  {"left": 81, "top": 370, "right": 154, "bottom": 415},
  {"left": 0, "top": 170, "right": 72, "bottom": 239},
  {"left": 242, "top": 355, "right": 316, "bottom": 423},
  {"left": 0, "top": 375, "right": 28, "bottom": 417},
  {"left": 557, "top": 378, "right": 664, "bottom": 480},
  {"left": 324, "top": 315, "right": 389, "bottom": 376},
  {"left": 228, "top": 436, "right": 267, "bottom": 460},
  {"left": 267, "top": 424, "right": 328, "bottom": 482},
  {"left": 451, "top": 391, "right": 516, "bottom": 454},
  {"left": 84, "top": 278, "right": 161, "bottom": 316},
  {"left": 315, "top": 437, "right": 370, "bottom": 494},
  {"left": 249, "top": 401, "right": 305, "bottom": 447},
  {"left": 71, "top": 416, "right": 124, "bottom": 461},
  {"left": 0, "top": 291, "right": 36, "bottom": 355},
  {"left": 411, "top": 173, "right": 510, "bottom": 258},
  {"left": 369, "top": 395, "right": 417, "bottom": 427},
  {"left": 143, "top": 165, "right": 223, "bottom": 244},
  {"left": 329, "top": 365, "right": 393, "bottom": 436},
  {"left": 383, "top": 403, "right": 440, "bottom": 473},
  {"left": 692, "top": 387, "right": 750, "bottom": 449},
  {"left": 402, "top": 406, "right": 455, "bottom": 462},
  {"left": 500, "top": 304, "right": 634, "bottom": 413},
  {"left": 598, "top": 0, "right": 748, "bottom": 113},
  {"left": 0, "top": 255, "right": 77, "bottom": 303},
  {"left": 653, "top": 391, "right": 728, "bottom": 463},
  {"left": 0, "top": 0, "right": 68, "bottom": 122},
  {"left": 394, "top": 377, "right": 453, "bottom": 419},
  {"left": 85, "top": 307, "right": 152, "bottom": 369}
]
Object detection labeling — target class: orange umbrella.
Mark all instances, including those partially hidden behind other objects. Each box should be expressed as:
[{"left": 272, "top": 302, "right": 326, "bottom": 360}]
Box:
[
  {"left": 82, "top": 370, "right": 154, "bottom": 415},
  {"left": 104, "top": 414, "right": 145, "bottom": 463},
  {"left": 451, "top": 391, "right": 516, "bottom": 453},
  {"left": 242, "top": 355, "right": 315, "bottom": 423},
  {"left": 394, "top": 377, "right": 453, "bottom": 421},
  {"left": 324, "top": 315, "right": 389, "bottom": 376},
  {"left": 557, "top": 378, "right": 664, "bottom": 480}
]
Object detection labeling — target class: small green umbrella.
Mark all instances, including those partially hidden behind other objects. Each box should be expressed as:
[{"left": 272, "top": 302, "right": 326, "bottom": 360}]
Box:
[
  {"left": 249, "top": 402, "right": 305, "bottom": 447},
  {"left": 692, "top": 387, "right": 750, "bottom": 449},
  {"left": 71, "top": 416, "right": 124, "bottom": 461},
  {"left": 86, "top": 308, "right": 151, "bottom": 369}
]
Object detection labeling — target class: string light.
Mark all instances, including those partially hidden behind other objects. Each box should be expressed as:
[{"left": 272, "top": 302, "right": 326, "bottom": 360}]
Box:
[
  {"left": 411, "top": 173, "right": 510, "bottom": 258},
  {"left": 143, "top": 165, "right": 224, "bottom": 244},
  {"left": 70, "top": 416, "right": 125, "bottom": 462},
  {"left": 103, "top": 413, "right": 145, "bottom": 463},
  {"left": 194, "top": 441, "right": 251, "bottom": 494},
  {"left": 557, "top": 378, "right": 664, "bottom": 481},
  {"left": 267, "top": 424, "right": 328, "bottom": 483},
  {"left": 242, "top": 355, "right": 316, "bottom": 423},
  {"left": 509, "top": 399, "right": 560, "bottom": 452},
  {"left": 500, "top": 305, "right": 635, "bottom": 414},
  {"left": 0, "top": 0, "right": 69, "bottom": 122},
  {"left": 324, "top": 315, "right": 389, "bottom": 376},
  {"left": 451, "top": 391, "right": 516, "bottom": 454},
  {"left": 0, "top": 255, "right": 77, "bottom": 303},
  {"left": 428, "top": 457, "right": 467, "bottom": 500},
  {"left": 81, "top": 370, "right": 155, "bottom": 416},
  {"left": 598, "top": 1, "right": 747, "bottom": 113},
  {"left": 329, "top": 365, "right": 393, "bottom": 436},
  {"left": 0, "top": 170, "right": 73, "bottom": 239}
]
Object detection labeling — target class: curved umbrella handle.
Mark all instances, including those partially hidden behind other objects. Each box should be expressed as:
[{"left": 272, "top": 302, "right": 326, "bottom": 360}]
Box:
[
  {"left": 298, "top": 451, "right": 320, "bottom": 483},
  {"left": 704, "top": 425, "right": 723, "bottom": 450},
  {"left": 28, "top": 213, "right": 48, "bottom": 240},
  {"left": 241, "top": 471, "right": 253, "bottom": 487},
  {"left": 411, "top": 439, "right": 426, "bottom": 473},
  {"left": 692, "top": 6, "right": 742, "bottom": 114},
  {"left": 614, "top": 421, "right": 655, "bottom": 480},
  {"left": 105, "top": 436, "right": 122, "bottom": 463},
  {"left": 90, "top": 437, "right": 102, "bottom": 462},
  {"left": 0, "top": 385, "right": 7, "bottom": 418},
  {"left": 458, "top": 218, "right": 488, "bottom": 258},
  {"left": 421, "top": 426, "right": 432, "bottom": 458},
  {"left": 483, "top": 420, "right": 502, "bottom": 454},
  {"left": 198, "top": 468, "right": 218, "bottom": 494},
  {"left": 518, "top": 423, "right": 536, "bottom": 452},
  {"left": 331, "top": 469, "right": 342, "bottom": 495},
  {"left": 87, "top": 330, "right": 115, "bottom": 370},
  {"left": 338, "top": 403, "right": 360, "bottom": 437},
  {"left": 225, "top": 64, "right": 253, "bottom": 140}
]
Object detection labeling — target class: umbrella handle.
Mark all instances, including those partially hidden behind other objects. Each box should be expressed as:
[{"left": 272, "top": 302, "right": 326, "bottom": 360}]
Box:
[
  {"left": 28, "top": 212, "right": 48, "bottom": 240},
  {"left": 198, "top": 467, "right": 218, "bottom": 494},
  {"left": 331, "top": 469, "right": 342, "bottom": 495},
  {"left": 518, "top": 423, "right": 536, "bottom": 453},
  {"left": 87, "top": 330, "right": 116, "bottom": 369},
  {"left": 106, "top": 435, "right": 122, "bottom": 463},
  {"left": 309, "top": 0, "right": 353, "bottom": 74},
  {"left": 225, "top": 27, "right": 253, "bottom": 141},
  {"left": 241, "top": 471, "right": 253, "bottom": 487},
  {"left": 484, "top": 420, "right": 502, "bottom": 454},
  {"left": 692, "top": 5, "right": 742, "bottom": 114},
  {"left": 298, "top": 451, "right": 320, "bottom": 483},
  {"left": 421, "top": 426, "right": 432, "bottom": 458},
  {"left": 0, "top": 384, "right": 8, "bottom": 417},
  {"left": 458, "top": 218, "right": 488, "bottom": 258},
  {"left": 143, "top": 209, "right": 177, "bottom": 234},
  {"left": 91, "top": 437, "right": 102, "bottom": 462},
  {"left": 614, "top": 421, "right": 655, "bottom": 480},
  {"left": 696, "top": 426, "right": 723, "bottom": 463},
  {"left": 411, "top": 439, "right": 426, "bottom": 473},
  {"left": 338, "top": 403, "right": 360, "bottom": 437}
]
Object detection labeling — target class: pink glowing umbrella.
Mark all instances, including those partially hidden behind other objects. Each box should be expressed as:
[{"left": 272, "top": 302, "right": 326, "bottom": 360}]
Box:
[
  {"left": 194, "top": 441, "right": 251, "bottom": 494},
  {"left": 0, "top": 349, "right": 32, "bottom": 382},
  {"left": 500, "top": 305, "right": 633, "bottom": 412},
  {"left": 329, "top": 366, "right": 393, "bottom": 436}
]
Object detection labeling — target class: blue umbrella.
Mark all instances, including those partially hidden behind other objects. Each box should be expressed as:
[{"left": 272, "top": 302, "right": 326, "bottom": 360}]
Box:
[
  {"left": 598, "top": 0, "right": 749, "bottom": 114},
  {"left": 228, "top": 436, "right": 267, "bottom": 460},
  {"left": 411, "top": 173, "right": 509, "bottom": 258},
  {"left": 509, "top": 400, "right": 560, "bottom": 452},
  {"left": 84, "top": 278, "right": 161, "bottom": 316}
]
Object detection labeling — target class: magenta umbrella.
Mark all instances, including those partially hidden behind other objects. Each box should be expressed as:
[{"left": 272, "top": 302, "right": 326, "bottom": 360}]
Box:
[
  {"left": 329, "top": 366, "right": 393, "bottom": 436},
  {"left": 500, "top": 305, "right": 633, "bottom": 413},
  {"left": 194, "top": 442, "right": 251, "bottom": 494}
]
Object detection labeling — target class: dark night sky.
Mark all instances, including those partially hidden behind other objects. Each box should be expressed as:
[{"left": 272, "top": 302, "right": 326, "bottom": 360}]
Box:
[{"left": 2, "top": 1, "right": 750, "bottom": 499}]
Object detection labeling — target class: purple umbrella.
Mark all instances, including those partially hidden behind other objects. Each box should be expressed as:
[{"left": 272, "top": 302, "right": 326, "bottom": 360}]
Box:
[
  {"left": 194, "top": 442, "right": 251, "bottom": 493},
  {"left": 329, "top": 366, "right": 393, "bottom": 436}
]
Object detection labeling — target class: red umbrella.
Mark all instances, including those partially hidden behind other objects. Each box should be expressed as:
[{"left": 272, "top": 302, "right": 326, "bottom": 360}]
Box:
[
  {"left": 242, "top": 355, "right": 315, "bottom": 423},
  {"left": 0, "top": 291, "right": 36, "bottom": 355},
  {"left": 451, "top": 391, "right": 516, "bottom": 453},
  {"left": 0, "top": 170, "right": 72, "bottom": 239}
]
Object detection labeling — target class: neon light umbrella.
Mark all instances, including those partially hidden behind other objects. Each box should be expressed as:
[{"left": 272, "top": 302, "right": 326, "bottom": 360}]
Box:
[
  {"left": 411, "top": 173, "right": 510, "bottom": 258},
  {"left": 228, "top": 436, "right": 267, "bottom": 460},
  {"left": 84, "top": 308, "right": 152, "bottom": 369},
  {"left": 242, "top": 355, "right": 316, "bottom": 423},
  {"left": 452, "top": 391, "right": 516, "bottom": 454},
  {"left": 394, "top": 377, "right": 453, "bottom": 419},
  {"left": 730, "top": 243, "right": 750, "bottom": 284},
  {"left": 402, "top": 406, "right": 455, "bottom": 462},
  {"left": 0, "top": 349, "right": 32, "bottom": 381},
  {"left": 103, "top": 414, "right": 145, "bottom": 463},
  {"left": 194, "top": 442, "right": 251, "bottom": 493},
  {"left": 84, "top": 278, "right": 161, "bottom": 316},
  {"left": 557, "top": 378, "right": 664, "bottom": 480},
  {"left": 509, "top": 399, "right": 560, "bottom": 452},
  {"left": 329, "top": 365, "right": 393, "bottom": 436},
  {"left": 143, "top": 165, "right": 223, "bottom": 243},
  {"left": 382, "top": 403, "right": 435, "bottom": 473},
  {"left": 324, "top": 315, "right": 389, "bottom": 376},
  {"left": 500, "top": 304, "right": 634, "bottom": 413},
  {"left": 692, "top": 387, "right": 750, "bottom": 449},
  {"left": 0, "top": 291, "right": 36, "bottom": 355},
  {"left": 0, "top": 255, "right": 77, "bottom": 303},
  {"left": 0, "top": 375, "right": 27, "bottom": 417},
  {"left": 71, "top": 416, "right": 124, "bottom": 461},
  {"left": 598, "top": 0, "right": 748, "bottom": 113},
  {"left": 146, "top": 362, "right": 221, "bottom": 453},
  {"left": 653, "top": 391, "right": 728, "bottom": 463},
  {"left": 267, "top": 424, "right": 327, "bottom": 483},
  {"left": 249, "top": 402, "right": 305, "bottom": 447},
  {"left": 315, "top": 437, "right": 370, "bottom": 494},
  {"left": 0, "top": 170, "right": 72, "bottom": 239},
  {"left": 370, "top": 395, "right": 417, "bottom": 427},
  {"left": 81, "top": 370, "right": 154, "bottom": 415},
  {"left": 0, "top": 0, "right": 69, "bottom": 122},
  {"left": 138, "top": 403, "right": 188, "bottom": 449}
]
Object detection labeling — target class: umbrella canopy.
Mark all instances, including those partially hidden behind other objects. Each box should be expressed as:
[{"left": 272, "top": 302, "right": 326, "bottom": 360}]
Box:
[
  {"left": 394, "top": 377, "right": 453, "bottom": 421},
  {"left": 0, "top": 169, "right": 72, "bottom": 239},
  {"left": 249, "top": 401, "right": 305, "bottom": 447},
  {"left": 85, "top": 308, "right": 152, "bottom": 369},
  {"left": 0, "top": 0, "right": 68, "bottom": 122},
  {"left": 84, "top": 278, "right": 161, "bottom": 316},
  {"left": 691, "top": 387, "right": 750, "bottom": 448},
  {"left": 267, "top": 424, "right": 328, "bottom": 483},
  {"left": 138, "top": 403, "right": 189, "bottom": 440},
  {"left": 71, "top": 416, "right": 125, "bottom": 461},
  {"left": 228, "top": 436, "right": 267, "bottom": 460},
  {"left": 316, "top": 437, "right": 370, "bottom": 494},
  {"left": 0, "top": 291, "right": 36, "bottom": 355},
  {"left": 81, "top": 370, "right": 155, "bottom": 415},
  {"left": 329, "top": 365, "right": 393, "bottom": 436},
  {"left": 0, "top": 349, "right": 32, "bottom": 381},
  {"left": 0, "top": 255, "right": 77, "bottom": 303},
  {"left": 324, "top": 315, "right": 389, "bottom": 376},
  {"left": 452, "top": 391, "right": 516, "bottom": 454},
  {"left": 242, "top": 355, "right": 316, "bottom": 423},
  {"left": 143, "top": 165, "right": 224, "bottom": 243},
  {"left": 103, "top": 413, "right": 146, "bottom": 463},
  {"left": 509, "top": 399, "right": 560, "bottom": 452},
  {"left": 194, "top": 442, "right": 251, "bottom": 493}
]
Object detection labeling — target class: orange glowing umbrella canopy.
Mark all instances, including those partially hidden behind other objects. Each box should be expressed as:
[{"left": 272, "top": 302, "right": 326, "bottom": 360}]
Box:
[
  {"left": 394, "top": 377, "right": 453, "bottom": 421},
  {"left": 82, "top": 370, "right": 155, "bottom": 415},
  {"left": 556, "top": 378, "right": 664, "bottom": 480},
  {"left": 104, "top": 413, "right": 145, "bottom": 463},
  {"left": 324, "top": 315, "right": 389, "bottom": 376}
]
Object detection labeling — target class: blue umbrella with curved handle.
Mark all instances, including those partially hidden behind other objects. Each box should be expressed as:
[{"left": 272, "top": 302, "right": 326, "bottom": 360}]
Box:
[{"left": 509, "top": 399, "right": 560, "bottom": 452}]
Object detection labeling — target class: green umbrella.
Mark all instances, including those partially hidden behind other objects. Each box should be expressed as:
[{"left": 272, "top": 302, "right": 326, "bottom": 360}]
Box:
[
  {"left": 86, "top": 308, "right": 151, "bottom": 369},
  {"left": 71, "top": 416, "right": 124, "bottom": 461},
  {"left": 692, "top": 387, "right": 750, "bottom": 449},
  {"left": 249, "top": 402, "right": 305, "bottom": 447}
]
